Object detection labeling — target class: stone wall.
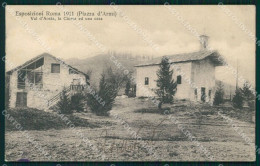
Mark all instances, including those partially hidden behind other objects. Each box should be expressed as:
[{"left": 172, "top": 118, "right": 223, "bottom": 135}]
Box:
[{"left": 8, "top": 55, "right": 86, "bottom": 110}]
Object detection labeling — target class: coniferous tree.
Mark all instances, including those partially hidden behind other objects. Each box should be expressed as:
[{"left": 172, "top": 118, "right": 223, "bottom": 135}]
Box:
[
  {"left": 241, "top": 82, "right": 255, "bottom": 109},
  {"left": 71, "top": 93, "right": 85, "bottom": 112},
  {"left": 56, "top": 87, "right": 72, "bottom": 114},
  {"left": 156, "top": 57, "right": 177, "bottom": 109},
  {"left": 86, "top": 74, "right": 108, "bottom": 116},
  {"left": 125, "top": 80, "right": 131, "bottom": 96},
  {"left": 241, "top": 82, "right": 254, "bottom": 101},
  {"left": 213, "top": 82, "right": 224, "bottom": 106},
  {"left": 232, "top": 88, "right": 244, "bottom": 109},
  {"left": 86, "top": 68, "right": 127, "bottom": 116}
]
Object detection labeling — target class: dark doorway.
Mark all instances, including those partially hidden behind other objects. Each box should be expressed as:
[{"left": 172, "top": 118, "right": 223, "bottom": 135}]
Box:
[
  {"left": 16, "top": 92, "right": 27, "bottom": 107},
  {"left": 201, "top": 87, "right": 206, "bottom": 102}
]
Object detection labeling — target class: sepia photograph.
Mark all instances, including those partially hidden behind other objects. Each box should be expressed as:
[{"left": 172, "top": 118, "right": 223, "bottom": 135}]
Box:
[{"left": 3, "top": 4, "right": 256, "bottom": 161}]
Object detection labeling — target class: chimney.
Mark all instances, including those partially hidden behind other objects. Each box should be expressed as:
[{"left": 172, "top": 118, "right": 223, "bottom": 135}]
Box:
[{"left": 199, "top": 35, "right": 209, "bottom": 50}]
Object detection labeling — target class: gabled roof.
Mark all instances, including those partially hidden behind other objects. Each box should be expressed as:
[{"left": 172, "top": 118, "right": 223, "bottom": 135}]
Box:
[
  {"left": 135, "top": 50, "right": 225, "bottom": 67},
  {"left": 6, "top": 53, "right": 89, "bottom": 78}
]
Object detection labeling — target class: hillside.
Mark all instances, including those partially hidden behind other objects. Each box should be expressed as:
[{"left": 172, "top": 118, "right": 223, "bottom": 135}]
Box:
[{"left": 66, "top": 53, "right": 153, "bottom": 85}]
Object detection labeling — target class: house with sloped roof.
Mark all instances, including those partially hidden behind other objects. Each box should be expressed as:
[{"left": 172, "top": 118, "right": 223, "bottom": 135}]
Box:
[
  {"left": 6, "top": 53, "right": 89, "bottom": 110},
  {"left": 135, "top": 35, "right": 225, "bottom": 103}
]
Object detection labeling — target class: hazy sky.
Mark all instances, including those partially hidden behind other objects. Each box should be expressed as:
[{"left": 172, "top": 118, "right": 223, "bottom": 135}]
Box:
[{"left": 6, "top": 5, "right": 255, "bottom": 86}]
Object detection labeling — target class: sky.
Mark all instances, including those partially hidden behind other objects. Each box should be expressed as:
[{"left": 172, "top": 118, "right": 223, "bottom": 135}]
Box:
[{"left": 6, "top": 5, "right": 255, "bottom": 87}]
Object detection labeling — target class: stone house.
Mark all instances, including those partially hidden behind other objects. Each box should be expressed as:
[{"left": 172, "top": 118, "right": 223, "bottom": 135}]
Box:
[
  {"left": 135, "top": 35, "right": 225, "bottom": 103},
  {"left": 6, "top": 53, "right": 89, "bottom": 110}
]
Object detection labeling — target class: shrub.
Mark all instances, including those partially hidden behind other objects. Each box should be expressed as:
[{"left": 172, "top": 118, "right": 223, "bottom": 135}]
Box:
[
  {"left": 241, "top": 81, "right": 254, "bottom": 101},
  {"left": 71, "top": 93, "right": 85, "bottom": 112},
  {"left": 213, "top": 82, "right": 224, "bottom": 105},
  {"left": 56, "top": 87, "right": 72, "bottom": 114},
  {"left": 125, "top": 80, "right": 131, "bottom": 96},
  {"left": 5, "top": 108, "right": 98, "bottom": 131},
  {"left": 232, "top": 89, "right": 244, "bottom": 109},
  {"left": 86, "top": 71, "right": 119, "bottom": 116},
  {"left": 87, "top": 68, "right": 128, "bottom": 116},
  {"left": 241, "top": 81, "right": 255, "bottom": 109}
]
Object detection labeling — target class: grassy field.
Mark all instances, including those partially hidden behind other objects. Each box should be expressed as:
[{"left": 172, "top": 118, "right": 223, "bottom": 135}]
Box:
[{"left": 5, "top": 97, "right": 255, "bottom": 161}]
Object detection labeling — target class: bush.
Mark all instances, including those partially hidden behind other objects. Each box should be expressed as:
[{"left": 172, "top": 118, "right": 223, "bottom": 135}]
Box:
[
  {"left": 128, "top": 91, "right": 136, "bottom": 98},
  {"left": 86, "top": 68, "right": 128, "bottom": 116},
  {"left": 241, "top": 82, "right": 255, "bottom": 109},
  {"left": 56, "top": 87, "right": 72, "bottom": 114},
  {"left": 5, "top": 108, "right": 98, "bottom": 131},
  {"left": 86, "top": 88, "right": 109, "bottom": 116},
  {"left": 86, "top": 73, "right": 117, "bottom": 116},
  {"left": 125, "top": 80, "right": 131, "bottom": 96},
  {"left": 232, "top": 89, "right": 244, "bottom": 109},
  {"left": 241, "top": 81, "right": 254, "bottom": 101},
  {"left": 213, "top": 82, "right": 224, "bottom": 105},
  {"left": 71, "top": 93, "right": 85, "bottom": 112}
]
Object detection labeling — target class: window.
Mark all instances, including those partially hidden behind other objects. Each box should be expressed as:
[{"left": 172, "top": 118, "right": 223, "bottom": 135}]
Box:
[
  {"left": 201, "top": 87, "right": 206, "bottom": 102},
  {"left": 17, "top": 58, "right": 44, "bottom": 89},
  {"left": 51, "top": 64, "right": 60, "bottom": 73},
  {"left": 194, "top": 89, "right": 197, "bottom": 100},
  {"left": 208, "top": 90, "right": 212, "bottom": 99},
  {"left": 17, "top": 70, "right": 26, "bottom": 89},
  {"left": 35, "top": 72, "right": 43, "bottom": 85},
  {"left": 26, "top": 71, "right": 43, "bottom": 88},
  {"left": 177, "top": 75, "right": 182, "bottom": 84},
  {"left": 145, "top": 77, "right": 149, "bottom": 85}
]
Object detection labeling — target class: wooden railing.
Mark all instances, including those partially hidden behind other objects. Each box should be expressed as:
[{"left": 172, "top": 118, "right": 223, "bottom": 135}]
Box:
[
  {"left": 17, "top": 82, "right": 43, "bottom": 90},
  {"left": 47, "top": 85, "right": 85, "bottom": 108},
  {"left": 47, "top": 86, "right": 71, "bottom": 107}
]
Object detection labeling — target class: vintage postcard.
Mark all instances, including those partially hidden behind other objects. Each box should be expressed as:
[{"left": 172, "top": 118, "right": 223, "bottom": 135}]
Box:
[{"left": 4, "top": 4, "right": 256, "bottom": 161}]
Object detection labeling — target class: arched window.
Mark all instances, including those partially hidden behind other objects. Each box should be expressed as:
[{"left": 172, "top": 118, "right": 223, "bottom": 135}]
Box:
[{"left": 177, "top": 75, "right": 182, "bottom": 84}]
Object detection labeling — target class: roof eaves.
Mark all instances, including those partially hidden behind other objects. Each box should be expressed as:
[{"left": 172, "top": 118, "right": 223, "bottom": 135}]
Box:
[{"left": 6, "top": 53, "right": 89, "bottom": 79}]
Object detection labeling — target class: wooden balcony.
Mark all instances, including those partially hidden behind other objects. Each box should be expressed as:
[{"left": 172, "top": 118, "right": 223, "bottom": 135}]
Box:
[{"left": 70, "top": 84, "right": 84, "bottom": 94}]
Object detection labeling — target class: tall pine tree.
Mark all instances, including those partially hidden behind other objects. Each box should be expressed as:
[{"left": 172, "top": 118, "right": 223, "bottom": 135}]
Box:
[
  {"left": 241, "top": 81, "right": 254, "bottom": 101},
  {"left": 156, "top": 57, "right": 177, "bottom": 109},
  {"left": 213, "top": 82, "right": 224, "bottom": 106},
  {"left": 232, "top": 88, "right": 244, "bottom": 109},
  {"left": 241, "top": 81, "right": 255, "bottom": 109}
]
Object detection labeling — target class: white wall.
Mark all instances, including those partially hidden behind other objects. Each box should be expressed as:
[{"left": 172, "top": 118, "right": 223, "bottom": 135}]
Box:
[
  {"left": 136, "top": 59, "right": 217, "bottom": 103},
  {"left": 135, "top": 62, "right": 193, "bottom": 100},
  {"left": 191, "top": 58, "right": 216, "bottom": 102}
]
